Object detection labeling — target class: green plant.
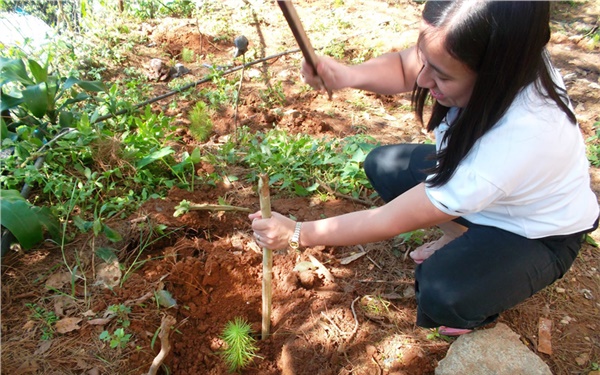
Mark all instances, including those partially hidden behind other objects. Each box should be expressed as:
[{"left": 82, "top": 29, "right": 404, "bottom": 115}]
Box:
[
  {"left": 586, "top": 121, "right": 600, "bottom": 167},
  {"left": 188, "top": 101, "right": 213, "bottom": 142},
  {"left": 99, "top": 327, "right": 132, "bottom": 349},
  {"left": 220, "top": 317, "right": 259, "bottom": 373},
  {"left": 181, "top": 47, "right": 195, "bottom": 63},
  {"left": 107, "top": 304, "right": 132, "bottom": 328},
  {"left": 26, "top": 303, "right": 59, "bottom": 340},
  {"left": 259, "top": 81, "right": 286, "bottom": 109},
  {"left": 0, "top": 189, "right": 60, "bottom": 250},
  {"left": 1, "top": 56, "right": 105, "bottom": 144}
]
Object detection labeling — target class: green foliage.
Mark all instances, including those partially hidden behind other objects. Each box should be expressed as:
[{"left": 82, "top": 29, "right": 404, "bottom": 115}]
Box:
[
  {"left": 586, "top": 121, "right": 600, "bottom": 167},
  {"left": 26, "top": 303, "right": 59, "bottom": 340},
  {"left": 181, "top": 47, "right": 195, "bottom": 63},
  {"left": 239, "top": 128, "right": 376, "bottom": 198},
  {"left": 125, "top": 0, "right": 195, "bottom": 19},
  {"left": 107, "top": 304, "right": 131, "bottom": 328},
  {"left": 188, "top": 101, "right": 213, "bottom": 142},
  {"left": 0, "top": 189, "right": 60, "bottom": 250},
  {"left": 220, "top": 317, "right": 259, "bottom": 373},
  {"left": 99, "top": 327, "right": 132, "bottom": 349},
  {"left": 1, "top": 56, "right": 105, "bottom": 144},
  {"left": 259, "top": 81, "right": 286, "bottom": 109}
]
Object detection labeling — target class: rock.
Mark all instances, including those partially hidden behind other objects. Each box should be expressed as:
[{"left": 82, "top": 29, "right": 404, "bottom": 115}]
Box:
[
  {"left": 435, "top": 323, "right": 552, "bottom": 375},
  {"left": 147, "top": 58, "right": 171, "bottom": 81}
]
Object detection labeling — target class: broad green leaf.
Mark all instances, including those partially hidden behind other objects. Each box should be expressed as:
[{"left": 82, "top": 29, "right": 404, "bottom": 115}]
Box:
[
  {"left": 0, "top": 190, "right": 43, "bottom": 249},
  {"left": 31, "top": 206, "right": 61, "bottom": 240},
  {"left": 0, "top": 92, "right": 23, "bottom": 111},
  {"left": 22, "top": 83, "right": 49, "bottom": 119},
  {"left": 0, "top": 119, "right": 8, "bottom": 140},
  {"left": 96, "top": 247, "right": 118, "bottom": 263},
  {"left": 62, "top": 76, "right": 80, "bottom": 91},
  {"left": 27, "top": 59, "right": 48, "bottom": 84},
  {"left": 190, "top": 147, "right": 201, "bottom": 163},
  {"left": 77, "top": 80, "right": 105, "bottom": 92},
  {"left": 136, "top": 147, "right": 174, "bottom": 169},
  {"left": 0, "top": 58, "right": 34, "bottom": 86},
  {"left": 103, "top": 224, "right": 123, "bottom": 242},
  {"left": 59, "top": 111, "right": 74, "bottom": 128}
]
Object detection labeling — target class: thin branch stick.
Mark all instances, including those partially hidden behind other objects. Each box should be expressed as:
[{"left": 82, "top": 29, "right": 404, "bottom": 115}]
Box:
[
  {"left": 147, "top": 314, "right": 177, "bottom": 375},
  {"left": 316, "top": 180, "right": 375, "bottom": 207},
  {"left": 259, "top": 174, "right": 273, "bottom": 340},
  {"left": 233, "top": 54, "right": 246, "bottom": 130},
  {"left": 186, "top": 203, "right": 251, "bottom": 212}
]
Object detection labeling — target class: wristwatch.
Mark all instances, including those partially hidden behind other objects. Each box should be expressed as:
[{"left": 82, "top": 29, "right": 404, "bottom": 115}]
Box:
[{"left": 289, "top": 222, "right": 303, "bottom": 250}]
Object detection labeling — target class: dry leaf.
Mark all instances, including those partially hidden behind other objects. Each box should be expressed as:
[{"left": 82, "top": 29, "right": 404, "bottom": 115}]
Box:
[
  {"left": 537, "top": 317, "right": 553, "bottom": 355},
  {"left": 94, "top": 260, "right": 122, "bottom": 289},
  {"left": 339, "top": 252, "right": 367, "bottom": 265},
  {"left": 34, "top": 340, "right": 53, "bottom": 355},
  {"left": 45, "top": 271, "right": 72, "bottom": 289},
  {"left": 55, "top": 317, "right": 82, "bottom": 334},
  {"left": 87, "top": 318, "right": 113, "bottom": 326}
]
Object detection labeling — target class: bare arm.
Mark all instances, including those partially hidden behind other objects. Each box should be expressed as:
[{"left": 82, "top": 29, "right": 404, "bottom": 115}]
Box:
[
  {"left": 302, "top": 47, "right": 421, "bottom": 96},
  {"left": 250, "top": 183, "right": 455, "bottom": 249}
]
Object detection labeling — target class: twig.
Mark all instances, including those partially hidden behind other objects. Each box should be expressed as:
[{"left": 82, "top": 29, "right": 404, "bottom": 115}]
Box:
[
  {"left": 316, "top": 180, "right": 375, "bottom": 207},
  {"left": 185, "top": 203, "right": 251, "bottom": 212},
  {"left": 233, "top": 55, "right": 246, "bottom": 130},
  {"left": 146, "top": 314, "right": 177, "bottom": 375},
  {"left": 259, "top": 174, "right": 273, "bottom": 340},
  {"left": 338, "top": 297, "right": 360, "bottom": 354}
]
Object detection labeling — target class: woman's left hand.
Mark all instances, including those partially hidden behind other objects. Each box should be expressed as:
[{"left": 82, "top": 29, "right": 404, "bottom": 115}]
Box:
[{"left": 249, "top": 211, "right": 296, "bottom": 250}]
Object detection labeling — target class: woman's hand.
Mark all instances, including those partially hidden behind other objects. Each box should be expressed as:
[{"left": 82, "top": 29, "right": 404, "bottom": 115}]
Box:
[
  {"left": 300, "top": 56, "right": 352, "bottom": 92},
  {"left": 249, "top": 211, "right": 297, "bottom": 250}
]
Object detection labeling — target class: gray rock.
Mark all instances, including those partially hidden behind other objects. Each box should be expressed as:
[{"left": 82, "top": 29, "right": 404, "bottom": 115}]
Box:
[{"left": 435, "top": 323, "right": 552, "bottom": 375}]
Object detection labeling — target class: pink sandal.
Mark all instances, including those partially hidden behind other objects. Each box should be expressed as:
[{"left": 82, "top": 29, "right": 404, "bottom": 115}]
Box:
[{"left": 438, "top": 326, "right": 473, "bottom": 336}]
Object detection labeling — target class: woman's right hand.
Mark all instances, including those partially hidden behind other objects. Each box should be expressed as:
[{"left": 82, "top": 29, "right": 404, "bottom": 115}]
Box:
[{"left": 300, "top": 56, "right": 351, "bottom": 92}]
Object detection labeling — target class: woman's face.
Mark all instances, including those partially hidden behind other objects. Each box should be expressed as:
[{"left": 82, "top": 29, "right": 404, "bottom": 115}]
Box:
[{"left": 416, "top": 27, "right": 477, "bottom": 108}]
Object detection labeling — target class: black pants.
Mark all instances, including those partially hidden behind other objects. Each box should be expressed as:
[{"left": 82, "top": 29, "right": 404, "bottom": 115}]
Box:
[{"left": 364, "top": 144, "right": 594, "bottom": 329}]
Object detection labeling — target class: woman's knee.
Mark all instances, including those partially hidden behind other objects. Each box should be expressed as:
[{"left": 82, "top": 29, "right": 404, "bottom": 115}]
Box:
[{"left": 417, "top": 280, "right": 473, "bottom": 327}]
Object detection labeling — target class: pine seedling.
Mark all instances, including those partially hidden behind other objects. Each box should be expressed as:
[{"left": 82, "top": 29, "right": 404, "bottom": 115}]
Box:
[{"left": 220, "top": 317, "right": 259, "bottom": 372}]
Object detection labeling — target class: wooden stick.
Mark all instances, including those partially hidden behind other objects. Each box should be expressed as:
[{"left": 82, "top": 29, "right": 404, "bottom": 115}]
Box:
[
  {"left": 259, "top": 174, "right": 273, "bottom": 340},
  {"left": 146, "top": 314, "right": 176, "bottom": 375},
  {"left": 277, "top": 0, "right": 332, "bottom": 99}
]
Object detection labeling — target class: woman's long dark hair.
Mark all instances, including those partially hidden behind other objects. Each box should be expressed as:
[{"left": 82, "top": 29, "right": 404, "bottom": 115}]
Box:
[{"left": 412, "top": 1, "right": 576, "bottom": 187}]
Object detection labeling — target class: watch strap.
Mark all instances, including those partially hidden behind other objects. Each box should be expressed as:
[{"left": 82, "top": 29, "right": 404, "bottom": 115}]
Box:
[{"left": 289, "top": 222, "right": 302, "bottom": 249}]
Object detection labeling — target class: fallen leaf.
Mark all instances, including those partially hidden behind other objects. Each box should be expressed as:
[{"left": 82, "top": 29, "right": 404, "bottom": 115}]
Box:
[
  {"left": 537, "top": 317, "right": 552, "bottom": 355},
  {"left": 45, "top": 271, "right": 72, "bottom": 289},
  {"left": 87, "top": 318, "right": 113, "bottom": 326},
  {"left": 339, "top": 252, "right": 367, "bottom": 265},
  {"left": 34, "top": 340, "right": 53, "bottom": 355},
  {"left": 94, "top": 260, "right": 121, "bottom": 289},
  {"left": 55, "top": 317, "right": 82, "bottom": 334},
  {"left": 23, "top": 320, "right": 36, "bottom": 331}
]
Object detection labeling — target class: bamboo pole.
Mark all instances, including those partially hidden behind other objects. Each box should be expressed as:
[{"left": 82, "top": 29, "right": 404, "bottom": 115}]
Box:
[{"left": 258, "top": 174, "right": 273, "bottom": 340}]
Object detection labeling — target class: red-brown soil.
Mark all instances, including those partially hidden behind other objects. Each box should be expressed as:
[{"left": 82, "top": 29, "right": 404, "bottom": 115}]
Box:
[{"left": 2, "top": 1, "right": 599, "bottom": 375}]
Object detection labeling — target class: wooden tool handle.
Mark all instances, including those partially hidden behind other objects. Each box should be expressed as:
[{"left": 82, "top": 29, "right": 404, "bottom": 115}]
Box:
[{"left": 277, "top": 0, "right": 332, "bottom": 99}]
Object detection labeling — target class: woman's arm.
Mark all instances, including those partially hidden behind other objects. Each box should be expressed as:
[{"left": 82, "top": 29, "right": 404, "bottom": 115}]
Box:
[
  {"left": 250, "top": 183, "right": 455, "bottom": 249},
  {"left": 302, "top": 47, "right": 421, "bottom": 96}
]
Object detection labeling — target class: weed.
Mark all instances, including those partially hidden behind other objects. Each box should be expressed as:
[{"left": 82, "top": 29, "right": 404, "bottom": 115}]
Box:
[
  {"left": 181, "top": 47, "right": 195, "bottom": 63},
  {"left": 188, "top": 101, "right": 213, "bottom": 142},
  {"left": 99, "top": 327, "right": 132, "bottom": 349},
  {"left": 360, "top": 295, "right": 391, "bottom": 315},
  {"left": 220, "top": 317, "right": 260, "bottom": 373},
  {"left": 586, "top": 121, "right": 600, "bottom": 167},
  {"left": 259, "top": 81, "right": 286, "bottom": 109},
  {"left": 26, "top": 303, "right": 59, "bottom": 340},
  {"left": 107, "top": 304, "right": 132, "bottom": 328}
]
